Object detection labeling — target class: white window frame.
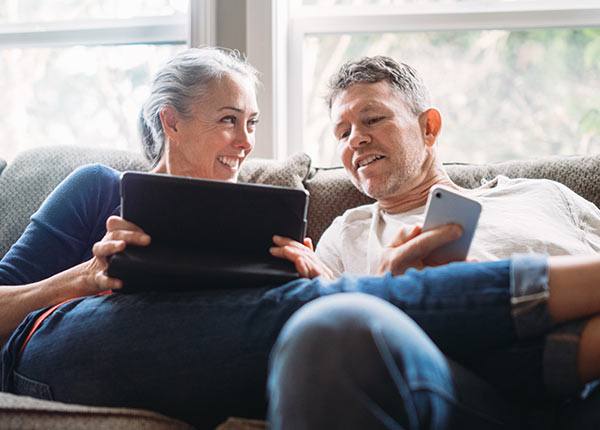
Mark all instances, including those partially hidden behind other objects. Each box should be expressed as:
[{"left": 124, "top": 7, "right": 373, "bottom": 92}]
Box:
[
  {"left": 0, "top": 0, "right": 215, "bottom": 50},
  {"left": 248, "top": 0, "right": 600, "bottom": 161}
]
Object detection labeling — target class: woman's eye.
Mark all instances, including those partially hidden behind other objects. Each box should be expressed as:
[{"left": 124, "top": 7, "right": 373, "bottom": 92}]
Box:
[
  {"left": 248, "top": 118, "right": 259, "bottom": 128},
  {"left": 339, "top": 129, "right": 350, "bottom": 140},
  {"left": 221, "top": 115, "right": 236, "bottom": 124}
]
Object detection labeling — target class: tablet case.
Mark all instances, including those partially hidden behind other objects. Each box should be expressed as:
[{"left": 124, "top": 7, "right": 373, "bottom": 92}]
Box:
[{"left": 107, "top": 172, "right": 309, "bottom": 292}]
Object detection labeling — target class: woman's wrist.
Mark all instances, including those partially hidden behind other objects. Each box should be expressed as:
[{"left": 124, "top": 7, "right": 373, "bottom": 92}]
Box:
[{"left": 40, "top": 261, "right": 97, "bottom": 302}]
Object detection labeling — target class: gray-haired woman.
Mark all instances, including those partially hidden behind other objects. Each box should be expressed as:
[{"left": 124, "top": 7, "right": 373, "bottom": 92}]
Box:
[{"left": 4, "top": 47, "right": 600, "bottom": 429}]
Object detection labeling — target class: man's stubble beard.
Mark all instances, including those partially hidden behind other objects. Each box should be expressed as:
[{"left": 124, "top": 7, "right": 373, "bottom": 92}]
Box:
[{"left": 359, "top": 151, "right": 426, "bottom": 200}]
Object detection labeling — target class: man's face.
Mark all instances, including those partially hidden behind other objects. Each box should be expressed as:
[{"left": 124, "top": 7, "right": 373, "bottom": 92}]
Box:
[{"left": 331, "top": 81, "right": 430, "bottom": 200}]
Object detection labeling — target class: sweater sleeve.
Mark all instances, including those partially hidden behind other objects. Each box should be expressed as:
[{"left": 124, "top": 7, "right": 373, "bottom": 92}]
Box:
[{"left": 0, "top": 164, "right": 121, "bottom": 285}]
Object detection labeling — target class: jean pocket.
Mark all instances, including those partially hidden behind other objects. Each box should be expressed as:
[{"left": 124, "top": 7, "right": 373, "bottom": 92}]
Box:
[{"left": 12, "top": 370, "right": 54, "bottom": 401}]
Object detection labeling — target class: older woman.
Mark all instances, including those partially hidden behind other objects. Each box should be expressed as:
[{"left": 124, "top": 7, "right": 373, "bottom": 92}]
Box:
[{"left": 2, "top": 47, "right": 600, "bottom": 429}]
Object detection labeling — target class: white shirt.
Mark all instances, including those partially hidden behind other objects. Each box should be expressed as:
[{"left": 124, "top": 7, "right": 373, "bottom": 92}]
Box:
[{"left": 316, "top": 176, "right": 600, "bottom": 277}]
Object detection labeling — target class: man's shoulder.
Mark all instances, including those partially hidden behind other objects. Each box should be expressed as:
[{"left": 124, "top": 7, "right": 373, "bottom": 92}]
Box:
[
  {"left": 484, "top": 175, "right": 564, "bottom": 194},
  {"left": 320, "top": 202, "right": 377, "bottom": 239},
  {"left": 338, "top": 202, "right": 378, "bottom": 224}
]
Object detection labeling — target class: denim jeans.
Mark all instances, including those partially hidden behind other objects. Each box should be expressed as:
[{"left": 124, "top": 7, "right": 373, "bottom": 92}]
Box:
[
  {"left": 268, "top": 293, "right": 522, "bottom": 429},
  {"left": 267, "top": 256, "right": 589, "bottom": 429},
  {"left": 0, "top": 258, "right": 572, "bottom": 428}
]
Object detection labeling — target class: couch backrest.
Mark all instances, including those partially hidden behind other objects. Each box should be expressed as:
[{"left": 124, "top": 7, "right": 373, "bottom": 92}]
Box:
[
  {"left": 3, "top": 147, "right": 600, "bottom": 259},
  {"left": 0, "top": 146, "right": 311, "bottom": 258},
  {"left": 305, "top": 154, "right": 600, "bottom": 244}
]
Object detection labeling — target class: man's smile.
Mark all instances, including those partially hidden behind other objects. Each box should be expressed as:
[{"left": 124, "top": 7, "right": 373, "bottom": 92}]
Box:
[{"left": 355, "top": 154, "right": 386, "bottom": 171}]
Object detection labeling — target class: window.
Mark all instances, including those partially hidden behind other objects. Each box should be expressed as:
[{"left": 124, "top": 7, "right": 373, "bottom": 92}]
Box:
[
  {"left": 0, "top": 0, "right": 193, "bottom": 162},
  {"left": 278, "top": 0, "right": 600, "bottom": 166}
]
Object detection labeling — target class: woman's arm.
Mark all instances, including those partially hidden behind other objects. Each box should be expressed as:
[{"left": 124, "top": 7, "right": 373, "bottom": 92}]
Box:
[
  {"left": 0, "top": 215, "right": 150, "bottom": 344},
  {"left": 0, "top": 261, "right": 100, "bottom": 342},
  {"left": 0, "top": 165, "right": 148, "bottom": 344}
]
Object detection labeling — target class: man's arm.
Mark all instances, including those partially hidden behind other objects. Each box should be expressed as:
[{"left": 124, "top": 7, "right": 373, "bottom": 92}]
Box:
[
  {"left": 375, "top": 224, "right": 464, "bottom": 275},
  {"left": 270, "top": 236, "right": 335, "bottom": 280}
]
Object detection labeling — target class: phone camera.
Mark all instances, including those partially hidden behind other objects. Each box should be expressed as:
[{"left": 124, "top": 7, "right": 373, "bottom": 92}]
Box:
[{"left": 435, "top": 192, "right": 441, "bottom": 198}]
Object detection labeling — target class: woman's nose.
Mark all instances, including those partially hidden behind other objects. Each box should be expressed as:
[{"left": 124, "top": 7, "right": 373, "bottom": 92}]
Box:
[{"left": 235, "top": 126, "right": 253, "bottom": 150}]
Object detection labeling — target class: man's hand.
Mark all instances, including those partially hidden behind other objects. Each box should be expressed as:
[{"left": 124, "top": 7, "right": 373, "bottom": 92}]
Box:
[
  {"left": 270, "top": 235, "right": 335, "bottom": 280},
  {"left": 377, "top": 224, "right": 463, "bottom": 276},
  {"left": 84, "top": 216, "right": 151, "bottom": 293}
]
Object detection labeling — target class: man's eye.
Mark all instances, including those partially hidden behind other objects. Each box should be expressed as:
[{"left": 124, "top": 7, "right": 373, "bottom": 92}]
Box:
[
  {"left": 339, "top": 130, "right": 350, "bottom": 140},
  {"left": 221, "top": 116, "right": 236, "bottom": 124},
  {"left": 366, "top": 116, "right": 384, "bottom": 125}
]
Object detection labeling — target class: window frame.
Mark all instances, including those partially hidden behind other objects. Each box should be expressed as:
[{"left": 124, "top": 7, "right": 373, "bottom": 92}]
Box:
[
  {"left": 247, "top": 0, "right": 600, "bottom": 162},
  {"left": 0, "top": 1, "right": 215, "bottom": 50}
]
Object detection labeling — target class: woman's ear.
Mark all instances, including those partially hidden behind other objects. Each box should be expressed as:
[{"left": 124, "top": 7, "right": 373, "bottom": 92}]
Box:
[
  {"left": 159, "top": 106, "right": 179, "bottom": 145},
  {"left": 419, "top": 108, "right": 442, "bottom": 147}
]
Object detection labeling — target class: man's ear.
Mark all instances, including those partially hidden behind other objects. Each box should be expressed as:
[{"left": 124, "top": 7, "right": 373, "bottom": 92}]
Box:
[
  {"left": 159, "top": 106, "right": 179, "bottom": 145},
  {"left": 419, "top": 108, "right": 442, "bottom": 147}
]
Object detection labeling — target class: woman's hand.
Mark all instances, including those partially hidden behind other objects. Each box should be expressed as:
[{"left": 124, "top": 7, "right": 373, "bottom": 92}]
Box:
[
  {"left": 270, "top": 235, "right": 335, "bottom": 280},
  {"left": 84, "top": 216, "right": 151, "bottom": 293},
  {"left": 376, "top": 224, "right": 463, "bottom": 276}
]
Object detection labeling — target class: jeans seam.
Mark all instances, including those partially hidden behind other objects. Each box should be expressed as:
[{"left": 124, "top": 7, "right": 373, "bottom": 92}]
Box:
[
  {"left": 543, "top": 319, "right": 588, "bottom": 397},
  {"left": 510, "top": 253, "right": 553, "bottom": 339},
  {"left": 409, "top": 382, "right": 505, "bottom": 426},
  {"left": 12, "top": 370, "right": 54, "bottom": 401}
]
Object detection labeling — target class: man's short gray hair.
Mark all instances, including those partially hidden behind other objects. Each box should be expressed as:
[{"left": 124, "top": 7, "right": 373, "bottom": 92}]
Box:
[
  {"left": 327, "top": 56, "right": 430, "bottom": 116},
  {"left": 139, "top": 47, "right": 259, "bottom": 166}
]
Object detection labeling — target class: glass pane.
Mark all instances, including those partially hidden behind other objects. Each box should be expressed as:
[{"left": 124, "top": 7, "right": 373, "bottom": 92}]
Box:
[
  {"left": 304, "top": 29, "right": 600, "bottom": 165},
  {"left": 0, "top": 0, "right": 187, "bottom": 24},
  {"left": 0, "top": 44, "right": 185, "bottom": 162},
  {"left": 301, "top": 0, "right": 546, "bottom": 5}
]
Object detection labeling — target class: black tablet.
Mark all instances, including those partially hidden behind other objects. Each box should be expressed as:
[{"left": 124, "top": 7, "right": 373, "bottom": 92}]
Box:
[{"left": 107, "top": 171, "right": 309, "bottom": 292}]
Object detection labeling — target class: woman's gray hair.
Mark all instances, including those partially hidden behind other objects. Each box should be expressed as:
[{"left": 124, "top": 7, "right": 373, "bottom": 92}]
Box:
[
  {"left": 138, "top": 47, "right": 259, "bottom": 166},
  {"left": 326, "top": 56, "right": 430, "bottom": 116}
]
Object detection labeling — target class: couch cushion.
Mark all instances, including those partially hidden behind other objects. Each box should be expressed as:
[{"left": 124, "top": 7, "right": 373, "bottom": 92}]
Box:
[
  {"left": 306, "top": 154, "right": 600, "bottom": 244},
  {"left": 0, "top": 147, "right": 311, "bottom": 259},
  {"left": 239, "top": 152, "right": 311, "bottom": 189},
  {"left": 0, "top": 392, "right": 193, "bottom": 430},
  {"left": 304, "top": 168, "right": 374, "bottom": 245}
]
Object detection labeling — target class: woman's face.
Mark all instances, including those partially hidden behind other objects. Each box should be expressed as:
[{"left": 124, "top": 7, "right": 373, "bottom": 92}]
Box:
[{"left": 157, "top": 73, "right": 259, "bottom": 182}]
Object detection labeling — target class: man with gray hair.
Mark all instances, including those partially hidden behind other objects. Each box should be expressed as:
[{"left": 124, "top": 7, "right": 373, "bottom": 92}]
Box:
[{"left": 269, "top": 56, "right": 600, "bottom": 428}]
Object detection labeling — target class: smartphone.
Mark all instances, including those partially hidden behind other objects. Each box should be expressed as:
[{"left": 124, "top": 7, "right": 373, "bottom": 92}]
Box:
[{"left": 422, "top": 185, "right": 482, "bottom": 263}]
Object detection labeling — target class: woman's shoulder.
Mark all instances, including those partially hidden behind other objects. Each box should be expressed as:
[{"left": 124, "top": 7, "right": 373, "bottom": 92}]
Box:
[
  {"left": 68, "top": 163, "right": 121, "bottom": 185},
  {"left": 49, "top": 164, "right": 122, "bottom": 210}
]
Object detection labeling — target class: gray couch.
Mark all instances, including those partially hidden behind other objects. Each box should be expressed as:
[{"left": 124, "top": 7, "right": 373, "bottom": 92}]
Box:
[{"left": 2, "top": 145, "right": 600, "bottom": 429}]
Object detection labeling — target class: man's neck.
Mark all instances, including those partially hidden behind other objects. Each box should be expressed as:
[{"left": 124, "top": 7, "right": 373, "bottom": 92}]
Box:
[{"left": 378, "top": 167, "right": 459, "bottom": 214}]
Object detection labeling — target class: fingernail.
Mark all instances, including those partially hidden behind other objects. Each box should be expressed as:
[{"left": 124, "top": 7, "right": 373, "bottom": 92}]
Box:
[
  {"left": 269, "top": 247, "right": 276, "bottom": 254},
  {"left": 273, "top": 235, "right": 281, "bottom": 240},
  {"left": 141, "top": 234, "right": 151, "bottom": 244}
]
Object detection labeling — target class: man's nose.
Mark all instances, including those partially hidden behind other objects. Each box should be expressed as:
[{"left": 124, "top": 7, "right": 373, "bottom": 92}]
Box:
[{"left": 348, "top": 128, "right": 371, "bottom": 149}]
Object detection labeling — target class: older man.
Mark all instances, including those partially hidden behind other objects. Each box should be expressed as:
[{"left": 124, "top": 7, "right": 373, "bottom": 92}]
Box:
[{"left": 269, "top": 56, "right": 600, "bottom": 429}]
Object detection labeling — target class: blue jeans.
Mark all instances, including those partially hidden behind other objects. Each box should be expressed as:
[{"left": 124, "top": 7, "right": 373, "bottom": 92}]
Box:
[
  {"left": 0, "top": 259, "right": 570, "bottom": 428},
  {"left": 267, "top": 256, "right": 590, "bottom": 429},
  {"left": 268, "top": 293, "right": 522, "bottom": 429}
]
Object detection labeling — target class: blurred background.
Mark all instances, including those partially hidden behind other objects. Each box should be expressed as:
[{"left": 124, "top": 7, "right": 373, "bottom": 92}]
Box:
[{"left": 0, "top": 0, "right": 598, "bottom": 165}]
